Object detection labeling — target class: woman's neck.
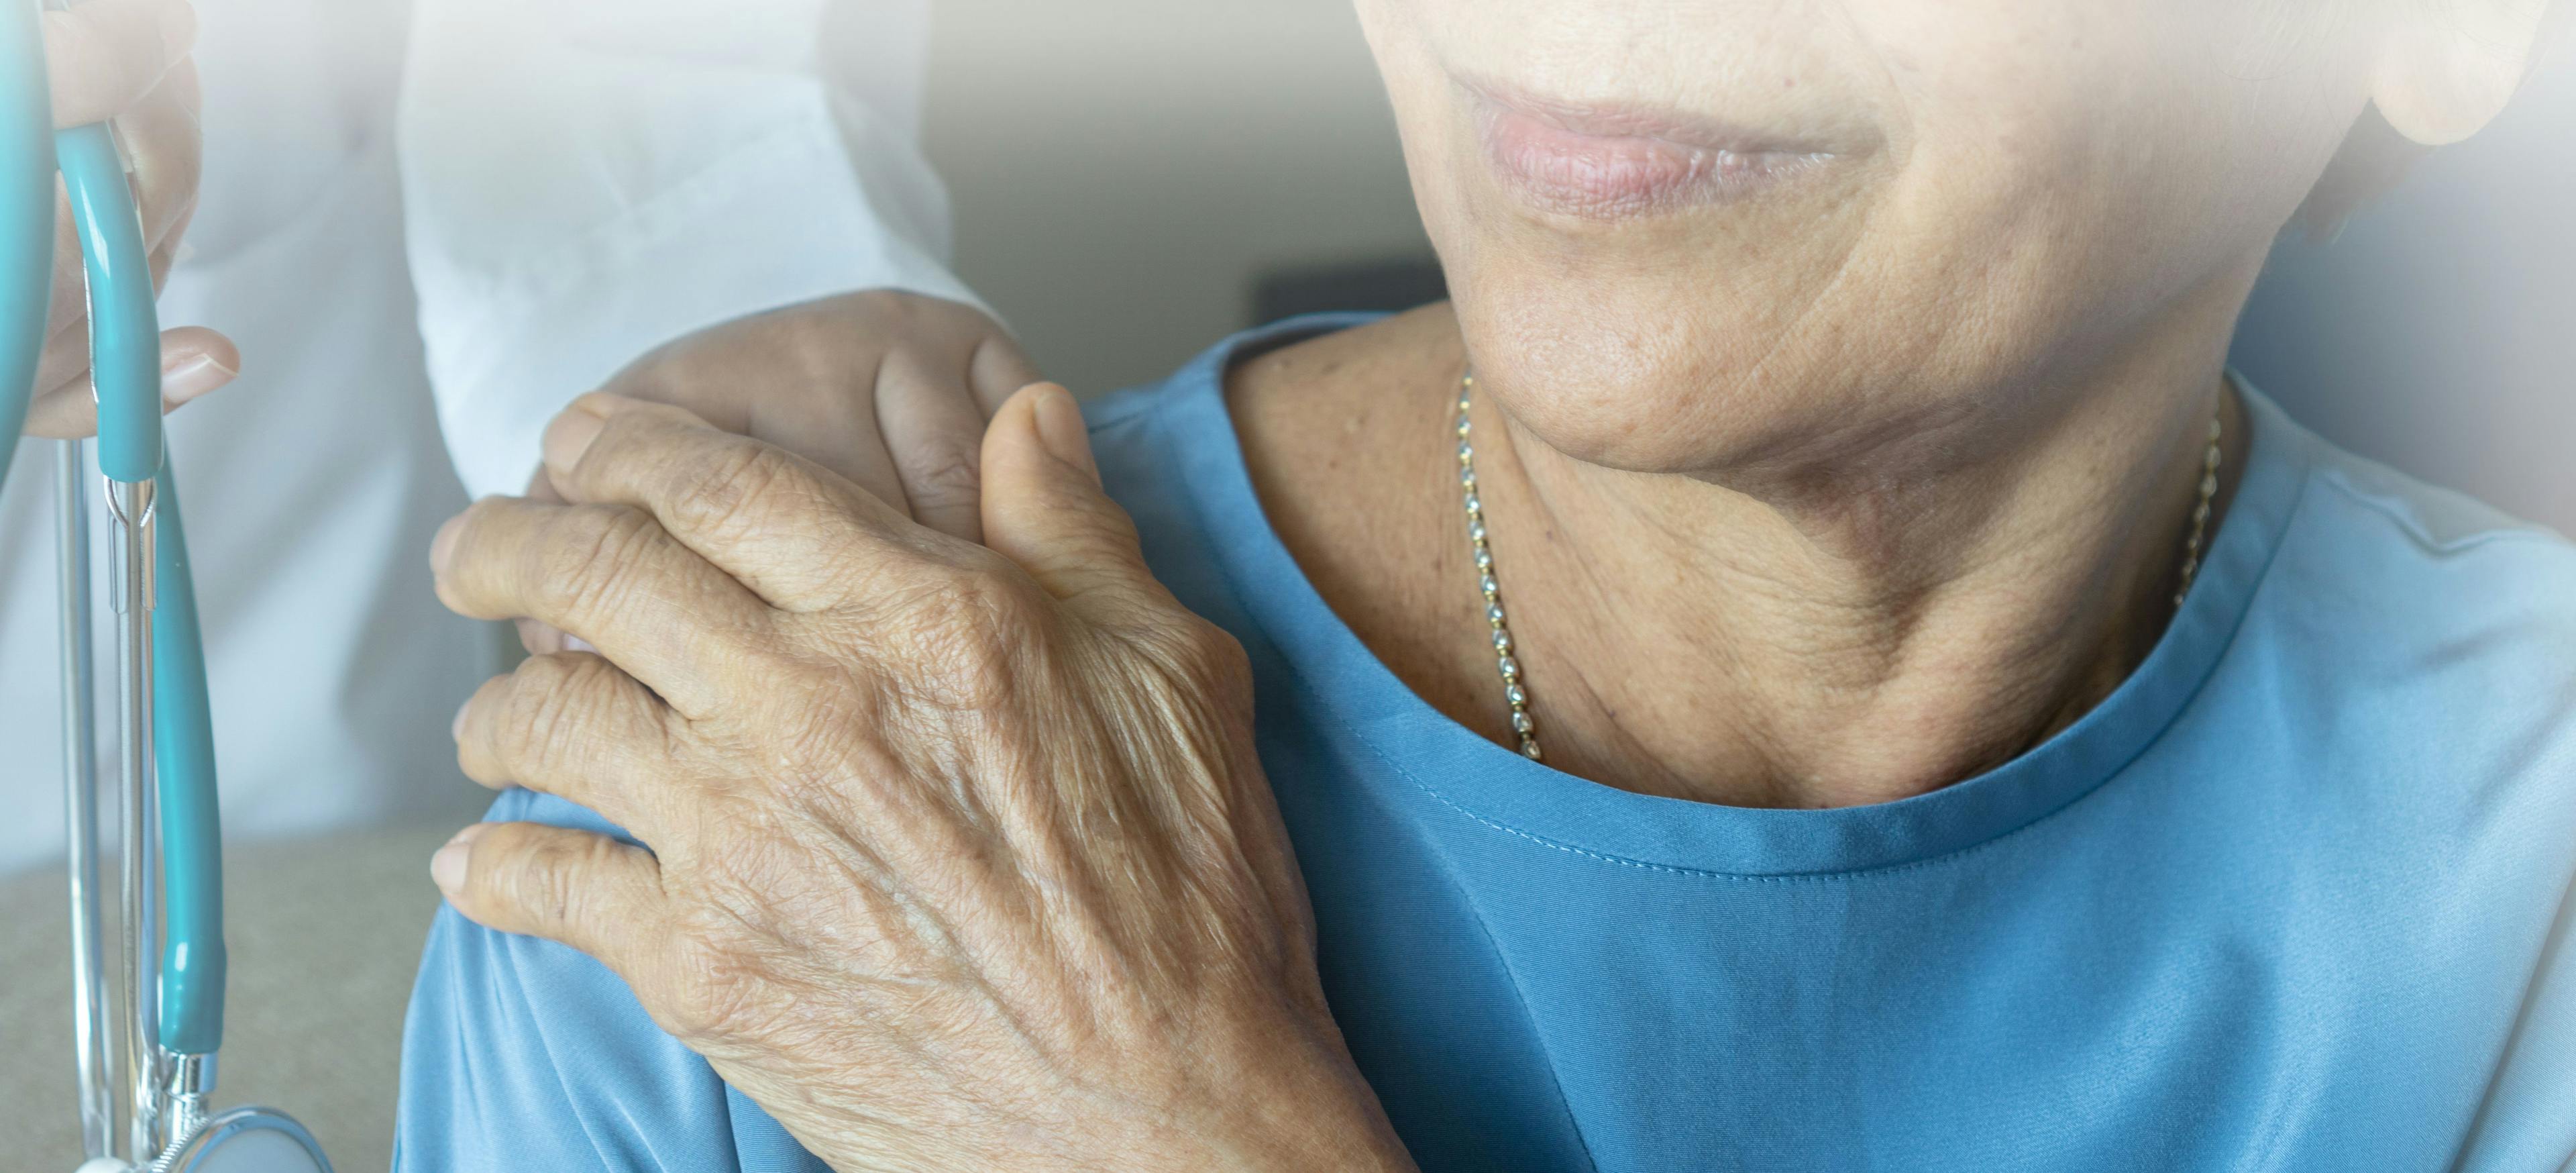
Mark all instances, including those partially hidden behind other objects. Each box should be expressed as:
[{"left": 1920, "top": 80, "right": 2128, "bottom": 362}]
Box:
[{"left": 1228, "top": 303, "right": 2247, "bottom": 809}]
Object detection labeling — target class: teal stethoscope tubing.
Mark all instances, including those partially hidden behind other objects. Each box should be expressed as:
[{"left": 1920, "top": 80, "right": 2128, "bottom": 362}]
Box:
[
  {"left": 150, "top": 458, "right": 223, "bottom": 1056},
  {"left": 0, "top": 0, "right": 47, "bottom": 486},
  {"left": 3, "top": 0, "right": 226, "bottom": 1058},
  {"left": 58, "top": 119, "right": 161, "bottom": 482}
]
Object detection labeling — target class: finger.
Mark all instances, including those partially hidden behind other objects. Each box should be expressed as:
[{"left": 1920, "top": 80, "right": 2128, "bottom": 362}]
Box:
[
  {"left": 125, "top": 57, "right": 202, "bottom": 256},
  {"left": 21, "top": 325, "right": 236, "bottom": 438},
  {"left": 510, "top": 478, "right": 604, "bottom": 659},
  {"left": 755, "top": 397, "right": 911, "bottom": 515},
  {"left": 146, "top": 208, "right": 184, "bottom": 293},
  {"left": 46, "top": 0, "right": 195, "bottom": 128},
  {"left": 513, "top": 467, "right": 577, "bottom": 655},
  {"left": 154, "top": 323, "right": 231, "bottom": 401},
  {"left": 541, "top": 395, "right": 923, "bottom": 612},
  {"left": 965, "top": 330, "right": 1043, "bottom": 417},
  {"left": 455, "top": 651, "right": 685, "bottom": 833},
  {"left": 979, "top": 383, "right": 1161, "bottom": 615},
  {"left": 595, "top": 322, "right": 916, "bottom": 513},
  {"left": 429, "top": 495, "right": 775, "bottom": 717},
  {"left": 48, "top": 190, "right": 83, "bottom": 338},
  {"left": 431, "top": 821, "right": 670, "bottom": 975},
  {"left": 873, "top": 346, "right": 993, "bottom": 543},
  {"left": 34, "top": 291, "right": 88, "bottom": 390}
]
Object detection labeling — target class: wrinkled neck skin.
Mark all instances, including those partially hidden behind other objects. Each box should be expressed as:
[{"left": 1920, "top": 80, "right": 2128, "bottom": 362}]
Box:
[{"left": 1437, "top": 278, "right": 2254, "bottom": 809}]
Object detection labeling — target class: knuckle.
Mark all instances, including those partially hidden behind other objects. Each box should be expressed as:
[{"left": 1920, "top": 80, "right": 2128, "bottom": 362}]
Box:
[
  {"left": 476, "top": 826, "right": 633, "bottom": 947},
  {"left": 521, "top": 836, "right": 587, "bottom": 929},
  {"left": 498, "top": 654, "right": 608, "bottom": 772},
  {"left": 1042, "top": 495, "right": 1150, "bottom": 584},
  {"left": 1172, "top": 616, "right": 1253, "bottom": 692},
  {"left": 470, "top": 824, "right": 550, "bottom": 908},
  {"left": 529, "top": 505, "right": 658, "bottom": 620},
  {"left": 658, "top": 927, "right": 766, "bottom": 1042},
  {"left": 881, "top": 568, "right": 1036, "bottom": 711},
  {"left": 1126, "top": 611, "right": 1254, "bottom": 707},
  {"left": 892, "top": 435, "right": 983, "bottom": 515},
  {"left": 663, "top": 436, "right": 800, "bottom": 542}
]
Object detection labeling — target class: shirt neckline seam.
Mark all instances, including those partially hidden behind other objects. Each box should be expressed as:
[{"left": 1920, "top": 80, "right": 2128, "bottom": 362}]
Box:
[
  {"left": 1154, "top": 319, "right": 2310, "bottom": 879},
  {"left": 1301, "top": 449, "right": 2318, "bottom": 882}
]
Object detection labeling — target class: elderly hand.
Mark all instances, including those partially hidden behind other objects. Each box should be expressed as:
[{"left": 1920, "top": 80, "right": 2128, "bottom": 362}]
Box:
[
  {"left": 539, "top": 290, "right": 1038, "bottom": 536},
  {"left": 428, "top": 386, "right": 1415, "bottom": 1172},
  {"left": 27, "top": 0, "right": 237, "bottom": 439},
  {"left": 512, "top": 290, "right": 1036, "bottom": 657}
]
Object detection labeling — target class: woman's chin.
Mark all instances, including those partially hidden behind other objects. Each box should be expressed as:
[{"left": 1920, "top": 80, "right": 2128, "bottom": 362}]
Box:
[
  {"left": 1452, "top": 298, "right": 1817, "bottom": 478},
  {"left": 1472, "top": 367, "right": 1778, "bottom": 478}
]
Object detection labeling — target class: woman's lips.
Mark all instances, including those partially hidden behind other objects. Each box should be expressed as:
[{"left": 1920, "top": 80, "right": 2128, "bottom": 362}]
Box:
[{"left": 1471, "top": 87, "right": 1834, "bottom": 219}]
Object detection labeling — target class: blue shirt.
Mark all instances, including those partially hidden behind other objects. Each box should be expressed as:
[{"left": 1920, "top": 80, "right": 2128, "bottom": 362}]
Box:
[{"left": 397, "top": 317, "right": 2576, "bottom": 1171}]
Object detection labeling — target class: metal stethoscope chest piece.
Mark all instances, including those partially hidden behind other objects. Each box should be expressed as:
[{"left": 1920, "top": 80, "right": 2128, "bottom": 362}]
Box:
[{"left": 5, "top": 3, "right": 330, "bottom": 1169}]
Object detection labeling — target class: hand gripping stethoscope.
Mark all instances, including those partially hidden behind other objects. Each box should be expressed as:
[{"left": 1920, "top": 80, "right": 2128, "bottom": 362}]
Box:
[{"left": 3, "top": 3, "right": 330, "bottom": 1170}]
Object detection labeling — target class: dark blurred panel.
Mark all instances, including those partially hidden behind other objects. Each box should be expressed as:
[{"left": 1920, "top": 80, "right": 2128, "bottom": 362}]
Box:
[
  {"left": 2231, "top": 56, "right": 2576, "bottom": 534},
  {"left": 1252, "top": 256, "right": 1448, "bottom": 325}
]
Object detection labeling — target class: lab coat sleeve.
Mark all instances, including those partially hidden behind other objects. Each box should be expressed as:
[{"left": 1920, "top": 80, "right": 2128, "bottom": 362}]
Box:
[{"left": 396, "top": 0, "right": 987, "bottom": 501}]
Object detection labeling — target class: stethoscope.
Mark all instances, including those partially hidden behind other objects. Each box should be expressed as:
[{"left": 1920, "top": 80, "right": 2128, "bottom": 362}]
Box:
[{"left": 3, "top": 3, "right": 330, "bottom": 1169}]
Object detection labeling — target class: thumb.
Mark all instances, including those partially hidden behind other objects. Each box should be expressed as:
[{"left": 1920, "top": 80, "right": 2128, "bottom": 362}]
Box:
[
  {"left": 155, "top": 324, "right": 237, "bottom": 407},
  {"left": 21, "top": 324, "right": 235, "bottom": 439},
  {"left": 979, "top": 382, "right": 1155, "bottom": 613}
]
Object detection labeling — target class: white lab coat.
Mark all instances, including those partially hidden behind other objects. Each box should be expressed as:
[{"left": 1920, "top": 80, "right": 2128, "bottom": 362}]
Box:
[{"left": 0, "top": 0, "right": 980, "bottom": 876}]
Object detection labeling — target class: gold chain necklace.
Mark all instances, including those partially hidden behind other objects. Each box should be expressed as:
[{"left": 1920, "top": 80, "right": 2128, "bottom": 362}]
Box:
[{"left": 1452, "top": 371, "right": 2224, "bottom": 764}]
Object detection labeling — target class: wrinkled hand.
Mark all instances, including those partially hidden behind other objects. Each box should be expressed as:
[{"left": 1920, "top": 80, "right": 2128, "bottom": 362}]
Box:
[
  {"left": 515, "top": 289, "right": 1036, "bottom": 657},
  {"left": 28, "top": 0, "right": 237, "bottom": 439},
  {"left": 429, "top": 387, "right": 1414, "bottom": 1172},
  {"left": 538, "top": 290, "right": 1036, "bottom": 537}
]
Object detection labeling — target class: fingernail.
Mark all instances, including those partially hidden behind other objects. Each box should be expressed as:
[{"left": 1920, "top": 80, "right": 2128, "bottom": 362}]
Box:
[
  {"left": 541, "top": 409, "right": 606, "bottom": 480},
  {"left": 1030, "top": 384, "right": 1096, "bottom": 482},
  {"left": 159, "top": 353, "right": 235, "bottom": 406},
  {"left": 429, "top": 514, "right": 462, "bottom": 573},
  {"left": 430, "top": 823, "right": 488, "bottom": 894},
  {"left": 451, "top": 699, "right": 470, "bottom": 742}
]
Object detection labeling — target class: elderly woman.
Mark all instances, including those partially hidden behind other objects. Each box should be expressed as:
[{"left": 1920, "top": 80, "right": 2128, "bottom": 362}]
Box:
[{"left": 400, "top": 0, "right": 2575, "bottom": 1168}]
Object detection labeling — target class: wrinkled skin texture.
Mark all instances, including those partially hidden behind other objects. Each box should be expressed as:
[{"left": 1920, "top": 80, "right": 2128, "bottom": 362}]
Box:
[
  {"left": 515, "top": 290, "right": 1042, "bottom": 657},
  {"left": 570, "top": 290, "right": 1042, "bottom": 542},
  {"left": 431, "top": 389, "right": 1415, "bottom": 1172}
]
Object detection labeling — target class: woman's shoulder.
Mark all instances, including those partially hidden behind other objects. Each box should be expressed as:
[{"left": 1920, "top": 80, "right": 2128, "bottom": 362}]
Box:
[
  {"left": 1071, "top": 308, "right": 1469, "bottom": 697},
  {"left": 2240, "top": 392, "right": 2576, "bottom": 793},
  {"left": 1076, "top": 305, "right": 1462, "bottom": 570},
  {"left": 2260, "top": 399, "right": 2576, "bottom": 640}
]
